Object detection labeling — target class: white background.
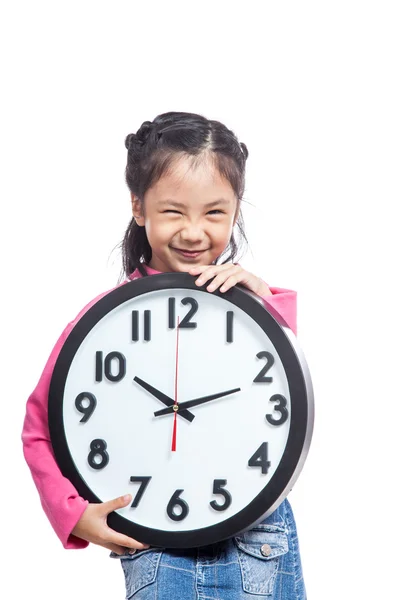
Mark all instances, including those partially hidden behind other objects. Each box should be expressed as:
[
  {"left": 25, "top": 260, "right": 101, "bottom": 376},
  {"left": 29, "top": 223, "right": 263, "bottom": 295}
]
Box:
[{"left": 1, "top": 1, "right": 399, "bottom": 598}]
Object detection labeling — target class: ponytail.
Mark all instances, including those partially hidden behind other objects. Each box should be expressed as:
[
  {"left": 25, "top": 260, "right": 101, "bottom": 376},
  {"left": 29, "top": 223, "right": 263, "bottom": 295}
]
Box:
[{"left": 121, "top": 218, "right": 152, "bottom": 278}]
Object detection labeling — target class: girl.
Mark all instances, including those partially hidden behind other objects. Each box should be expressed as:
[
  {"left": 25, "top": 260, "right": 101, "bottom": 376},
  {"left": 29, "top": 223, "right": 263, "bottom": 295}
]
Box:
[{"left": 22, "top": 111, "right": 307, "bottom": 599}]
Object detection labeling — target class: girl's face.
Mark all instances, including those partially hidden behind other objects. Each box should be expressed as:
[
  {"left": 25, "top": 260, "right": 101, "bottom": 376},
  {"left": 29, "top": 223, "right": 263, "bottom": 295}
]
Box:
[{"left": 132, "top": 156, "right": 238, "bottom": 273}]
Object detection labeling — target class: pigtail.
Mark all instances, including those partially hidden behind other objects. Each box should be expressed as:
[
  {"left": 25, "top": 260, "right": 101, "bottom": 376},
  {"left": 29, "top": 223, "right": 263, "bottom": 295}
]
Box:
[
  {"left": 240, "top": 142, "right": 249, "bottom": 160},
  {"left": 121, "top": 218, "right": 152, "bottom": 277},
  {"left": 219, "top": 211, "right": 247, "bottom": 265}
]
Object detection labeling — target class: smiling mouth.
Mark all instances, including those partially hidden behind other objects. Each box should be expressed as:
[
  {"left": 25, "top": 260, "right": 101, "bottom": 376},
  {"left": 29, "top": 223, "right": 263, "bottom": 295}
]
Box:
[{"left": 171, "top": 248, "right": 208, "bottom": 259}]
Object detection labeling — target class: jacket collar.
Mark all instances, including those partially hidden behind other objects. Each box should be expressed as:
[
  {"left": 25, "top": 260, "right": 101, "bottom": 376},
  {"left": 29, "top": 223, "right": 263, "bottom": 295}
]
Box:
[{"left": 128, "top": 264, "right": 162, "bottom": 279}]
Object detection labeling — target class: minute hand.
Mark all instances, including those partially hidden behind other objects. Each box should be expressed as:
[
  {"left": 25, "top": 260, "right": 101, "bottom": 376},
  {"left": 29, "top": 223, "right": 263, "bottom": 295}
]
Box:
[{"left": 153, "top": 388, "right": 241, "bottom": 417}]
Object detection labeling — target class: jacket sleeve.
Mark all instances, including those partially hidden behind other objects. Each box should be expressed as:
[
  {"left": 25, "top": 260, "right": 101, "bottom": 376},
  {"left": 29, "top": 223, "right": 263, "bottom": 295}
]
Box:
[
  {"left": 22, "top": 322, "right": 89, "bottom": 549},
  {"left": 21, "top": 288, "right": 116, "bottom": 549},
  {"left": 259, "top": 286, "right": 297, "bottom": 335}
]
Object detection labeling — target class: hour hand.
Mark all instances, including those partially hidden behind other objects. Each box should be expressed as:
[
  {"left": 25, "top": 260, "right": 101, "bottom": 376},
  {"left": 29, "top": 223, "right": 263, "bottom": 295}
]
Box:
[
  {"left": 154, "top": 388, "right": 241, "bottom": 417},
  {"left": 133, "top": 376, "right": 195, "bottom": 422}
]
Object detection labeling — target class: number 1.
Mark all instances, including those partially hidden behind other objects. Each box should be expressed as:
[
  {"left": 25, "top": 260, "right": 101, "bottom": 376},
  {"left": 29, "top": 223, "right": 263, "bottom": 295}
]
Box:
[{"left": 226, "top": 311, "right": 234, "bottom": 343}]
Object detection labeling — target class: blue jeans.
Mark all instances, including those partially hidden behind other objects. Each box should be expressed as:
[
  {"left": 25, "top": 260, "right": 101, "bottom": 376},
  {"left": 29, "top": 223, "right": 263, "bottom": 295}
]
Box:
[{"left": 113, "top": 499, "right": 306, "bottom": 599}]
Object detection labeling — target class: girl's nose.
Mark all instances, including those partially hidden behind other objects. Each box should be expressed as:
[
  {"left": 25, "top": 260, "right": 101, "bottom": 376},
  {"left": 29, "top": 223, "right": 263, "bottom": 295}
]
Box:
[{"left": 180, "top": 223, "right": 205, "bottom": 243}]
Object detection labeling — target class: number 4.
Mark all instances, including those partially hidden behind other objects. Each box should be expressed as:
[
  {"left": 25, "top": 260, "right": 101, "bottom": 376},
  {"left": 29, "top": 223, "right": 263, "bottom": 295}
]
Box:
[{"left": 248, "top": 442, "right": 271, "bottom": 474}]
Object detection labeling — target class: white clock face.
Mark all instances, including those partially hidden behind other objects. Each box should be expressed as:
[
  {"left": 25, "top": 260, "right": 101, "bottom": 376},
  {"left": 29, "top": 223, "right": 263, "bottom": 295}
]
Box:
[{"left": 50, "top": 275, "right": 311, "bottom": 547}]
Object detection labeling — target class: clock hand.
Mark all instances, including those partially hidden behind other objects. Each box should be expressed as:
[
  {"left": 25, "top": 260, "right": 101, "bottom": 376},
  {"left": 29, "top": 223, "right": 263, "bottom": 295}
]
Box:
[
  {"left": 133, "top": 376, "right": 195, "bottom": 422},
  {"left": 171, "top": 315, "right": 180, "bottom": 451},
  {"left": 154, "top": 388, "right": 241, "bottom": 417}
]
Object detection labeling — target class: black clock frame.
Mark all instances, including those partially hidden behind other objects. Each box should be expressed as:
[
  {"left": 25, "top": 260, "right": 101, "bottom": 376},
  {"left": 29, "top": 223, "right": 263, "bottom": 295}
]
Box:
[{"left": 49, "top": 272, "right": 312, "bottom": 548}]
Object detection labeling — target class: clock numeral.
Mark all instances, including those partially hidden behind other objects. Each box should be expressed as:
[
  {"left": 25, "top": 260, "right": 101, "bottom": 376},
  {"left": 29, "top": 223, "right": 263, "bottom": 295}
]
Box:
[
  {"left": 266, "top": 394, "right": 289, "bottom": 426},
  {"left": 168, "top": 297, "right": 198, "bottom": 329},
  {"left": 129, "top": 476, "right": 152, "bottom": 508},
  {"left": 95, "top": 351, "right": 126, "bottom": 383},
  {"left": 210, "top": 479, "right": 232, "bottom": 512},
  {"left": 253, "top": 351, "right": 275, "bottom": 383},
  {"left": 168, "top": 298, "right": 174, "bottom": 327},
  {"left": 87, "top": 439, "right": 109, "bottom": 470},
  {"left": 226, "top": 311, "right": 234, "bottom": 343},
  {"left": 75, "top": 392, "right": 97, "bottom": 422},
  {"left": 248, "top": 442, "right": 271, "bottom": 474},
  {"left": 166, "top": 489, "right": 189, "bottom": 521},
  {"left": 132, "top": 310, "right": 151, "bottom": 342}
]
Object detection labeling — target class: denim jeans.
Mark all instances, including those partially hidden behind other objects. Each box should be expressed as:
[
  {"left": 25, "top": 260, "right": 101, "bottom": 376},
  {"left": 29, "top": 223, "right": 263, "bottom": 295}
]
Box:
[{"left": 113, "top": 499, "right": 306, "bottom": 599}]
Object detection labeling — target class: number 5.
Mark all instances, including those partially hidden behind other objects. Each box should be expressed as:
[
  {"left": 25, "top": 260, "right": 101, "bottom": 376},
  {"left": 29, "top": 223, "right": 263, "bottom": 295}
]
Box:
[{"left": 210, "top": 479, "right": 232, "bottom": 512}]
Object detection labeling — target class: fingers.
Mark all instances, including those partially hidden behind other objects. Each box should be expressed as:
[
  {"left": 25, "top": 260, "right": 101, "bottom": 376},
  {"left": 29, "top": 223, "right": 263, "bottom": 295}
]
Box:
[
  {"left": 189, "top": 263, "right": 233, "bottom": 280},
  {"left": 105, "top": 542, "right": 146, "bottom": 556},
  {"left": 189, "top": 263, "right": 241, "bottom": 292},
  {"left": 104, "top": 542, "right": 145, "bottom": 555},
  {"left": 105, "top": 542, "right": 129, "bottom": 555},
  {"left": 72, "top": 496, "right": 150, "bottom": 554},
  {"left": 104, "top": 528, "right": 150, "bottom": 551},
  {"left": 100, "top": 494, "right": 132, "bottom": 514},
  {"left": 189, "top": 264, "right": 241, "bottom": 292},
  {"left": 101, "top": 494, "right": 150, "bottom": 550},
  {"left": 219, "top": 275, "right": 241, "bottom": 293},
  {"left": 189, "top": 264, "right": 265, "bottom": 295},
  {"left": 90, "top": 495, "right": 149, "bottom": 552}
]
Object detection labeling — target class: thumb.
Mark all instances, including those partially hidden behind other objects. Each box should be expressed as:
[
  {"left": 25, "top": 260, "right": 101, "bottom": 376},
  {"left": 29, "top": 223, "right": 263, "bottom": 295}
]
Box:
[{"left": 101, "top": 494, "right": 132, "bottom": 515}]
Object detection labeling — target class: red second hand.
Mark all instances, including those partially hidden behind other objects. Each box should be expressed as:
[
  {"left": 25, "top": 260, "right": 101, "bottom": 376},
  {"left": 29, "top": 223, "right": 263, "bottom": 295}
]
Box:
[{"left": 171, "top": 316, "right": 180, "bottom": 452}]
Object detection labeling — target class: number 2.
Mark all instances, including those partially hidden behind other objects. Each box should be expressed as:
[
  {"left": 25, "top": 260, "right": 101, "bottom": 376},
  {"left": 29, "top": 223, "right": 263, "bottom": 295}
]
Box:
[{"left": 253, "top": 351, "right": 274, "bottom": 383}]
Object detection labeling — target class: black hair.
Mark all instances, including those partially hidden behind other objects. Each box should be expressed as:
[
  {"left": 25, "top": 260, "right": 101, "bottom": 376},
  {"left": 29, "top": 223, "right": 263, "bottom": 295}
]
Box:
[{"left": 121, "top": 111, "right": 249, "bottom": 277}]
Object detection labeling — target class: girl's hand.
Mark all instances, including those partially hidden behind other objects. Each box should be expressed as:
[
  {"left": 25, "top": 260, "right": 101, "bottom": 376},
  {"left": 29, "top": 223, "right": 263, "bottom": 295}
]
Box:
[
  {"left": 71, "top": 494, "right": 150, "bottom": 555},
  {"left": 188, "top": 263, "right": 272, "bottom": 296}
]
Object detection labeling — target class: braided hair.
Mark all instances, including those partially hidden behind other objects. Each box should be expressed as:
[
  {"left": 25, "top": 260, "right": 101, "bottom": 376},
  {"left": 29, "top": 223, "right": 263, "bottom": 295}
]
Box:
[{"left": 121, "top": 111, "right": 248, "bottom": 277}]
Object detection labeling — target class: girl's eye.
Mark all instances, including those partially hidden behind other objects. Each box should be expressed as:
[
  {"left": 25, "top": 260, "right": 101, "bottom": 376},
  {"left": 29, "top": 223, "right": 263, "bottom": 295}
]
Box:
[
  {"left": 207, "top": 209, "right": 224, "bottom": 215},
  {"left": 163, "top": 209, "right": 181, "bottom": 214}
]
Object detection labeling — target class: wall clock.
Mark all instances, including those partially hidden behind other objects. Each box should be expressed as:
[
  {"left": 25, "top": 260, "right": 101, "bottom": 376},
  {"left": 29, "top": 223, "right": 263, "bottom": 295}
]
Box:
[{"left": 49, "top": 272, "right": 314, "bottom": 548}]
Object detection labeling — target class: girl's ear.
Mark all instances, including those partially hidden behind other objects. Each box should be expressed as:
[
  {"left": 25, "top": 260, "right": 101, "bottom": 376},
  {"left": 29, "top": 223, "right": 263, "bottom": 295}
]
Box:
[{"left": 131, "top": 194, "right": 145, "bottom": 226}]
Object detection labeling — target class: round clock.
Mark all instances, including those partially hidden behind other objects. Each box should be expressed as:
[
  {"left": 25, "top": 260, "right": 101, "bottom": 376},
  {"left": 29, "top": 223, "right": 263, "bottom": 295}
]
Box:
[{"left": 49, "top": 272, "right": 314, "bottom": 548}]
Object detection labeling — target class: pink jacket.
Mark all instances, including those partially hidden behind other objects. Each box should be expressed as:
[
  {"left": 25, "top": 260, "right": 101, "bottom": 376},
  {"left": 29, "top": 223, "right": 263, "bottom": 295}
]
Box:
[{"left": 22, "top": 266, "right": 297, "bottom": 549}]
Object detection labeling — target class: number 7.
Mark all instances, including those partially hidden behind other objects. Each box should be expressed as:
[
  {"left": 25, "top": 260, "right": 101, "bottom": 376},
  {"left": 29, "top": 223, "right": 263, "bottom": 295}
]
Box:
[{"left": 129, "top": 476, "right": 152, "bottom": 508}]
